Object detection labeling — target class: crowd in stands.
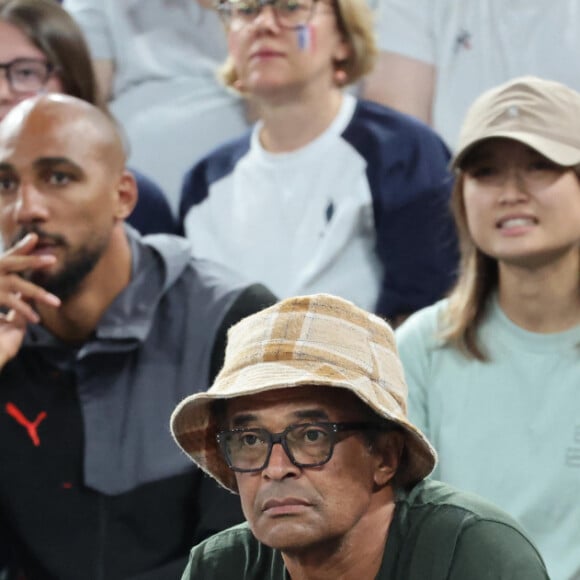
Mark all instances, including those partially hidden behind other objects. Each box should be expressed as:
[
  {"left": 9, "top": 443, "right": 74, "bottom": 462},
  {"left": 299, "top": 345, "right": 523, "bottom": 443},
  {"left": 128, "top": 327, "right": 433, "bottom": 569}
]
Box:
[
  {"left": 0, "top": 0, "right": 577, "bottom": 578},
  {"left": 63, "top": 0, "right": 253, "bottom": 213},
  {"left": 363, "top": 0, "right": 580, "bottom": 149}
]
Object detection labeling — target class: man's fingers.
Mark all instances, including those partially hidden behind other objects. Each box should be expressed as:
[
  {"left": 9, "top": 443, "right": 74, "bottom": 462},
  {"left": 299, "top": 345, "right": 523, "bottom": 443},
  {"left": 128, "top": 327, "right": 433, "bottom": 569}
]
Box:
[
  {"left": 0, "top": 276, "right": 60, "bottom": 311},
  {"left": 1, "top": 299, "right": 40, "bottom": 325},
  {"left": 0, "top": 232, "right": 57, "bottom": 275},
  {"left": 0, "top": 252, "right": 56, "bottom": 275},
  {"left": 10, "top": 232, "right": 38, "bottom": 253},
  {"left": 3, "top": 310, "right": 16, "bottom": 322},
  {"left": 14, "top": 280, "right": 61, "bottom": 308},
  {"left": 0, "top": 236, "right": 60, "bottom": 322},
  {"left": 2, "top": 308, "right": 29, "bottom": 327},
  {"left": 2, "top": 285, "right": 60, "bottom": 323}
]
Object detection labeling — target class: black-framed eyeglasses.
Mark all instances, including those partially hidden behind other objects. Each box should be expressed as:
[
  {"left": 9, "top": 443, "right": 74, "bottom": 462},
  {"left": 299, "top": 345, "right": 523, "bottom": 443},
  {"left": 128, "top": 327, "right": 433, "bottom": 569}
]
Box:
[
  {"left": 217, "top": 0, "right": 321, "bottom": 30},
  {"left": 217, "top": 421, "right": 385, "bottom": 472},
  {"left": 0, "top": 59, "right": 55, "bottom": 95}
]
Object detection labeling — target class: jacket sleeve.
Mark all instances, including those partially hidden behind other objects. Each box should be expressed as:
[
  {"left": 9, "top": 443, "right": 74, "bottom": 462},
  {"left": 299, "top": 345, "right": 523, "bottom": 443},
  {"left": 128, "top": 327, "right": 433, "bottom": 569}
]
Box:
[
  {"left": 342, "top": 103, "right": 458, "bottom": 320},
  {"left": 374, "top": 177, "right": 458, "bottom": 319},
  {"left": 129, "top": 170, "right": 178, "bottom": 236},
  {"left": 371, "top": 133, "right": 458, "bottom": 319}
]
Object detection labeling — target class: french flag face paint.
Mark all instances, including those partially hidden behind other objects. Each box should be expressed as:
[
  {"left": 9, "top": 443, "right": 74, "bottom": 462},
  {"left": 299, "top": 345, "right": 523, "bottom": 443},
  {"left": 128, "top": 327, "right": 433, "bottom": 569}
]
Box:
[{"left": 296, "top": 24, "right": 315, "bottom": 51}]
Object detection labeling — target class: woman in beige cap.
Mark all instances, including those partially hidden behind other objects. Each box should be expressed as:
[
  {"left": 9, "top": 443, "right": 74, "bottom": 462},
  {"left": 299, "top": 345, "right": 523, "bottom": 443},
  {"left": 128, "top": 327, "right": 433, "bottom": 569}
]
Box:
[{"left": 396, "top": 75, "right": 580, "bottom": 580}]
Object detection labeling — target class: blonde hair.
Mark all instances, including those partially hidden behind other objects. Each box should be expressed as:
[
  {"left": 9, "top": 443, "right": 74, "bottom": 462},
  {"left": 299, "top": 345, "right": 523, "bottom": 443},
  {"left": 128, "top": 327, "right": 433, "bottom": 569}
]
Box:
[{"left": 218, "top": 0, "right": 377, "bottom": 90}]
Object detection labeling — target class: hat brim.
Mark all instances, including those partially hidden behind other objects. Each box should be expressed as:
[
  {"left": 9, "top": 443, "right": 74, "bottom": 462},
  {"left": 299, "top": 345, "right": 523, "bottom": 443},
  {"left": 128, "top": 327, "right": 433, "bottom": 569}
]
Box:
[
  {"left": 171, "top": 360, "right": 437, "bottom": 493},
  {"left": 452, "top": 130, "right": 580, "bottom": 169}
]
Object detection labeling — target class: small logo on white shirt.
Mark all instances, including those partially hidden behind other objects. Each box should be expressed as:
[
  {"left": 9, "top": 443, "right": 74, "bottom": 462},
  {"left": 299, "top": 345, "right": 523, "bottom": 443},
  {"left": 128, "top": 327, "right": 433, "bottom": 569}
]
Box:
[
  {"left": 454, "top": 29, "right": 472, "bottom": 54},
  {"left": 325, "top": 201, "right": 335, "bottom": 223},
  {"left": 319, "top": 200, "right": 335, "bottom": 238}
]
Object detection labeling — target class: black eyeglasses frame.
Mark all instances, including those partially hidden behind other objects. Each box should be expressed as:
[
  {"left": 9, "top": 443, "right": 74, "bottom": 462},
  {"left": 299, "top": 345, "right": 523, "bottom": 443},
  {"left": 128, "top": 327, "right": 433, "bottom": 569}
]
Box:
[
  {"left": 217, "top": 0, "right": 320, "bottom": 30},
  {"left": 0, "top": 58, "right": 55, "bottom": 94},
  {"left": 217, "top": 421, "right": 387, "bottom": 473}
]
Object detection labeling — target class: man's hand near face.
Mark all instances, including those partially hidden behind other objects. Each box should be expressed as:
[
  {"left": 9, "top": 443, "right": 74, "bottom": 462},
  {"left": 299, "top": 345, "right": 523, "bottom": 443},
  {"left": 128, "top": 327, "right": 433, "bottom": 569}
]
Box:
[{"left": 0, "top": 233, "right": 60, "bottom": 368}]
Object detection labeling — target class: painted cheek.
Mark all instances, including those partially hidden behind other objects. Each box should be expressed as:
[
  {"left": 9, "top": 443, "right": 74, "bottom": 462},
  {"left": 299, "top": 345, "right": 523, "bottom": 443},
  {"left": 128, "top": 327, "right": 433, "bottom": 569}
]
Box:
[{"left": 295, "top": 24, "right": 317, "bottom": 52}]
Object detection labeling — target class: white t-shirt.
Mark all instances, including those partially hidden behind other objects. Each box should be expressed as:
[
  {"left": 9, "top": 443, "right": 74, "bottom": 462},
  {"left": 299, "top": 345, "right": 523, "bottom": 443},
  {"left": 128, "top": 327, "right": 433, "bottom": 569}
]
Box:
[
  {"left": 375, "top": 0, "right": 580, "bottom": 148},
  {"left": 396, "top": 297, "right": 580, "bottom": 580},
  {"left": 64, "top": 0, "right": 249, "bottom": 211},
  {"left": 180, "top": 94, "right": 457, "bottom": 319},
  {"left": 184, "top": 95, "right": 382, "bottom": 311}
]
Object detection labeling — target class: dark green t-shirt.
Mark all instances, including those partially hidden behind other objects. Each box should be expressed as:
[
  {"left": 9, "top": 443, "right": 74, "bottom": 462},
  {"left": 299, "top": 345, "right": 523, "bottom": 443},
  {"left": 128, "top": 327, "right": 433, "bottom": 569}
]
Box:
[{"left": 181, "top": 480, "right": 549, "bottom": 579}]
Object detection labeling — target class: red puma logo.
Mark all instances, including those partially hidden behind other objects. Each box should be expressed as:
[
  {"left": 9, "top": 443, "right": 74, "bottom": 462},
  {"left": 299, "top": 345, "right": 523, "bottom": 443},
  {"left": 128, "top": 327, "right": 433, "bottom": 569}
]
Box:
[{"left": 5, "top": 403, "right": 47, "bottom": 447}]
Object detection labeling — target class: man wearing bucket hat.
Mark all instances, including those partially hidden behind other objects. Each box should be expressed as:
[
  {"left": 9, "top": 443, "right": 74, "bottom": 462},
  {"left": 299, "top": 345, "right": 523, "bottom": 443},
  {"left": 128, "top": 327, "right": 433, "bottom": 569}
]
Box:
[
  {"left": 171, "top": 294, "right": 548, "bottom": 579},
  {"left": 396, "top": 76, "right": 580, "bottom": 580}
]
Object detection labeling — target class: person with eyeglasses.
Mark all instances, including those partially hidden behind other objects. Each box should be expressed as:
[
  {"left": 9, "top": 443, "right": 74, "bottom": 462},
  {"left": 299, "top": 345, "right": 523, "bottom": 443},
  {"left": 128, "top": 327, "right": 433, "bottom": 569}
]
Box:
[
  {"left": 171, "top": 293, "right": 549, "bottom": 579},
  {"left": 395, "top": 76, "right": 580, "bottom": 580},
  {"left": 179, "top": 0, "right": 458, "bottom": 327},
  {"left": 0, "top": 59, "right": 57, "bottom": 99},
  {"left": 0, "top": 0, "right": 177, "bottom": 236}
]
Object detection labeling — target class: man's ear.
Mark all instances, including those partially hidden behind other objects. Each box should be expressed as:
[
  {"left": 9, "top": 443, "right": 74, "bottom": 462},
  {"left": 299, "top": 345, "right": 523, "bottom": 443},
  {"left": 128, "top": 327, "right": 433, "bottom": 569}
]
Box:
[
  {"left": 113, "top": 169, "right": 138, "bottom": 221},
  {"left": 372, "top": 431, "right": 404, "bottom": 488}
]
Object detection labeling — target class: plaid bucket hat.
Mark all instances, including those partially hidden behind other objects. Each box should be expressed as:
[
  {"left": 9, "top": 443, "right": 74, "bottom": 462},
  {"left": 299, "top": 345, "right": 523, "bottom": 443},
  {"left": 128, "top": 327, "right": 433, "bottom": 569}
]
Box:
[
  {"left": 452, "top": 75, "right": 580, "bottom": 169},
  {"left": 171, "top": 294, "right": 437, "bottom": 493}
]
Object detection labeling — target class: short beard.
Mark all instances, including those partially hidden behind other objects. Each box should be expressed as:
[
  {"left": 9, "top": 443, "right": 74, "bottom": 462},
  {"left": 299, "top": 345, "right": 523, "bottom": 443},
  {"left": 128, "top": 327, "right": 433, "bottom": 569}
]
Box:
[
  {"left": 12, "top": 226, "right": 108, "bottom": 302},
  {"left": 31, "top": 247, "right": 104, "bottom": 302}
]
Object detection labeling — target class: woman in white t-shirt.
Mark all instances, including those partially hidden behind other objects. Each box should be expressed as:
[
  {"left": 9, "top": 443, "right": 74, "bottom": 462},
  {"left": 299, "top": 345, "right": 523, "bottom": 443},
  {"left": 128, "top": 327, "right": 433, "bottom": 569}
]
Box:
[
  {"left": 396, "top": 76, "right": 580, "bottom": 580},
  {"left": 179, "top": 0, "right": 458, "bottom": 324}
]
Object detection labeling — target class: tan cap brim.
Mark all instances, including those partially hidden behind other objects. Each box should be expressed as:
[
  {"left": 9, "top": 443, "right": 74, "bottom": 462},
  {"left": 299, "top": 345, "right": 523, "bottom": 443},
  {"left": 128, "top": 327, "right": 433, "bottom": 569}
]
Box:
[{"left": 452, "top": 130, "right": 580, "bottom": 169}]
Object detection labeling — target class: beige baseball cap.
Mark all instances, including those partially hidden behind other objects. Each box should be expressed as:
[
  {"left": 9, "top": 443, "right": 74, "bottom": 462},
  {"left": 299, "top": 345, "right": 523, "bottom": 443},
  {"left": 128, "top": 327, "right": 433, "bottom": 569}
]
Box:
[
  {"left": 171, "top": 294, "right": 437, "bottom": 493},
  {"left": 452, "top": 76, "right": 580, "bottom": 169}
]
